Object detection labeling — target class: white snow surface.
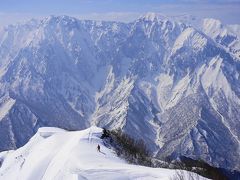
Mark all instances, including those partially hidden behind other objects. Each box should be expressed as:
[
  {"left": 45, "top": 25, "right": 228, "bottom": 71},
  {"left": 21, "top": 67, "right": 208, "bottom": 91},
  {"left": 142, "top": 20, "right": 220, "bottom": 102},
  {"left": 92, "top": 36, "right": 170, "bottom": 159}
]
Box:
[{"left": 0, "top": 126, "right": 207, "bottom": 180}]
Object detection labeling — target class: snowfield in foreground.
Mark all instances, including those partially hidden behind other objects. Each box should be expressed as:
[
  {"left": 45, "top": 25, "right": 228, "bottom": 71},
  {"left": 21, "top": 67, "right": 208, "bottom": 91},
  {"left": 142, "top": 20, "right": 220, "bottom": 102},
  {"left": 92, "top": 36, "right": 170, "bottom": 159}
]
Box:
[{"left": 0, "top": 126, "right": 207, "bottom": 180}]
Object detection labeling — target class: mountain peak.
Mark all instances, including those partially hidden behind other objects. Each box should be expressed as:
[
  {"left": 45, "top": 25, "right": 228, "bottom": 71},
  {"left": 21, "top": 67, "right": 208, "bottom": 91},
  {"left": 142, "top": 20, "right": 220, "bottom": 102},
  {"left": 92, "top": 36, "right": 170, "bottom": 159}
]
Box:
[
  {"left": 42, "top": 15, "right": 79, "bottom": 26},
  {"left": 202, "top": 18, "right": 223, "bottom": 29},
  {"left": 139, "top": 12, "right": 169, "bottom": 22}
]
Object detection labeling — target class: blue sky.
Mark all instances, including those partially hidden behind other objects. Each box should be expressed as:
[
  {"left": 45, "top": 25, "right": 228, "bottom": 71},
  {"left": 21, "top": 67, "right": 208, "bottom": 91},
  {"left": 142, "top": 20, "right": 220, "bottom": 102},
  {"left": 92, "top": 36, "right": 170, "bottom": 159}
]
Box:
[{"left": 0, "top": 0, "right": 240, "bottom": 26}]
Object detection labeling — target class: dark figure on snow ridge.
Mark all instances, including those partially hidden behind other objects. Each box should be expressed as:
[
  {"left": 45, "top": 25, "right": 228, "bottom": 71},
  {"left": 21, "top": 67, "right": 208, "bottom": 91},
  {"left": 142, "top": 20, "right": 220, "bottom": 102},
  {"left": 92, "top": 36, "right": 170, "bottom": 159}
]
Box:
[{"left": 97, "top": 144, "right": 100, "bottom": 152}]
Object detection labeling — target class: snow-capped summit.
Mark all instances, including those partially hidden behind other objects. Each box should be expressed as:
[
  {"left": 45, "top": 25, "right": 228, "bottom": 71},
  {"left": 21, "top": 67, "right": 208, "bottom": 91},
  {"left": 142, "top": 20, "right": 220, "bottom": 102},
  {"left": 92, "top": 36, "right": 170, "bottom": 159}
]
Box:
[
  {"left": 0, "top": 14, "right": 239, "bottom": 172},
  {"left": 201, "top": 18, "right": 240, "bottom": 59},
  {"left": 0, "top": 126, "right": 207, "bottom": 180},
  {"left": 172, "top": 15, "right": 240, "bottom": 59},
  {"left": 139, "top": 12, "right": 169, "bottom": 22}
]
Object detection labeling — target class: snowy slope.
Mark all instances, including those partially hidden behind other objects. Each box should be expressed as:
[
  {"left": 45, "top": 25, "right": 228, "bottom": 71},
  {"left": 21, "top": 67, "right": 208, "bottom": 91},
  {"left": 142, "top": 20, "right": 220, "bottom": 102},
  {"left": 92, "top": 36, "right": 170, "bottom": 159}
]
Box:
[
  {"left": 174, "top": 15, "right": 240, "bottom": 59},
  {"left": 0, "top": 126, "right": 206, "bottom": 180},
  {"left": 201, "top": 18, "right": 240, "bottom": 59},
  {"left": 0, "top": 13, "right": 239, "bottom": 172}
]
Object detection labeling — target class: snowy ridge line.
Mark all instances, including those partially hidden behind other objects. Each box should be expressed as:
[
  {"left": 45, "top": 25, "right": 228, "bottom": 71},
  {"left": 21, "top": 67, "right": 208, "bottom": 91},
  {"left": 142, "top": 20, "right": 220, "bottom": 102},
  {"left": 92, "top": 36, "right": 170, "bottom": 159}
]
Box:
[{"left": 0, "top": 126, "right": 208, "bottom": 180}]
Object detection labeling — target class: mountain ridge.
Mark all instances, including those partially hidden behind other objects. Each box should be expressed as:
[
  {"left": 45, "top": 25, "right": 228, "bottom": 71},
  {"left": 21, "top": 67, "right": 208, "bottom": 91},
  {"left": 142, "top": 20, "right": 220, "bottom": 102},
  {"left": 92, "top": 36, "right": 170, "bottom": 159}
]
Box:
[
  {"left": 0, "top": 13, "right": 239, "bottom": 171},
  {"left": 0, "top": 126, "right": 208, "bottom": 180}
]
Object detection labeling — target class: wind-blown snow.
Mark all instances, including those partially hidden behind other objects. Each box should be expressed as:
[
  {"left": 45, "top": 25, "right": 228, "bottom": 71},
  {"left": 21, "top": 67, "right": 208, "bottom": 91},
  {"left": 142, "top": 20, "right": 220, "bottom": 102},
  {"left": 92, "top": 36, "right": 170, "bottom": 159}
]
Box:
[{"left": 0, "top": 126, "right": 207, "bottom": 180}]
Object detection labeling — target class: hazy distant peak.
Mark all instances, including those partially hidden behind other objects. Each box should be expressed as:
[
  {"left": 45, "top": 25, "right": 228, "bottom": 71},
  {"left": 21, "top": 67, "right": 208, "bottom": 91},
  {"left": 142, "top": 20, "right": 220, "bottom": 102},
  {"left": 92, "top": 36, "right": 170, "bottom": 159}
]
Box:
[{"left": 139, "top": 12, "right": 169, "bottom": 22}]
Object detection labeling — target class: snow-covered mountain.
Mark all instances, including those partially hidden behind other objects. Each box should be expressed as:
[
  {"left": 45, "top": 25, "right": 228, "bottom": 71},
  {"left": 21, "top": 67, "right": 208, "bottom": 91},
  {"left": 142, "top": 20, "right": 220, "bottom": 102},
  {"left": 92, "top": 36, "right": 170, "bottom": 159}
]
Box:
[
  {"left": 0, "top": 13, "right": 239, "bottom": 171},
  {"left": 173, "top": 14, "right": 240, "bottom": 59},
  {"left": 0, "top": 126, "right": 206, "bottom": 179}
]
